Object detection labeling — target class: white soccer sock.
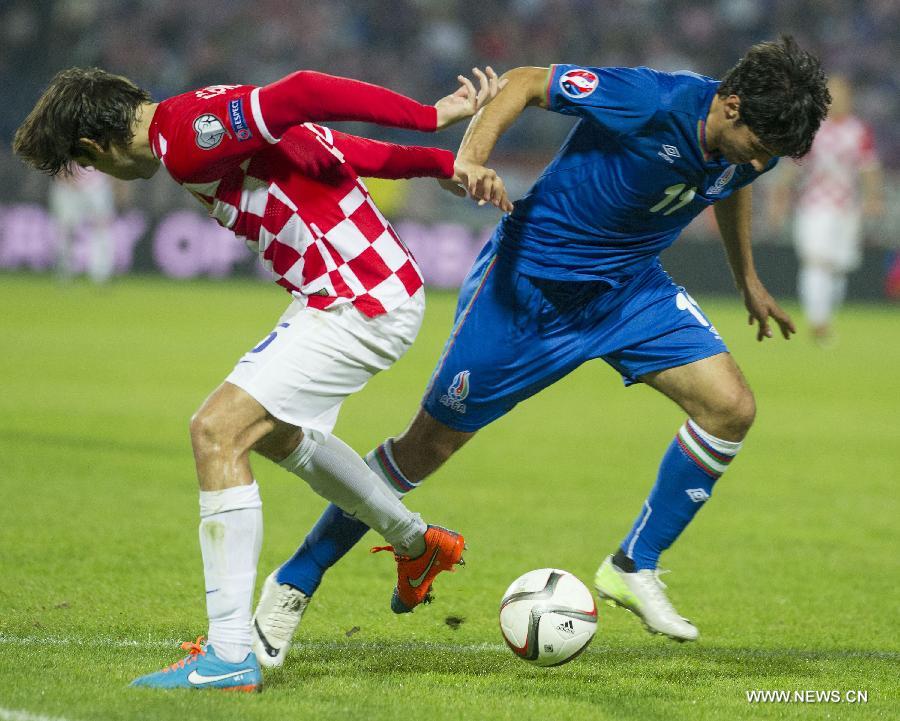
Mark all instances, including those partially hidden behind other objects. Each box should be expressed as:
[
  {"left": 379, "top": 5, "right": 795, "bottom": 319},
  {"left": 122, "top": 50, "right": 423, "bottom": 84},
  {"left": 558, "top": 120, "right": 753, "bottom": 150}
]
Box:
[
  {"left": 280, "top": 434, "right": 426, "bottom": 556},
  {"left": 198, "top": 482, "right": 263, "bottom": 664},
  {"left": 831, "top": 272, "right": 848, "bottom": 314},
  {"left": 799, "top": 266, "right": 834, "bottom": 328}
]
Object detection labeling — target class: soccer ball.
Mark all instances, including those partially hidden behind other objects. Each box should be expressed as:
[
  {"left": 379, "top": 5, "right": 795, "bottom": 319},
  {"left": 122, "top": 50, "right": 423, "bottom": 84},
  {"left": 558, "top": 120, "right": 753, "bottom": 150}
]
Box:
[{"left": 499, "top": 568, "right": 597, "bottom": 667}]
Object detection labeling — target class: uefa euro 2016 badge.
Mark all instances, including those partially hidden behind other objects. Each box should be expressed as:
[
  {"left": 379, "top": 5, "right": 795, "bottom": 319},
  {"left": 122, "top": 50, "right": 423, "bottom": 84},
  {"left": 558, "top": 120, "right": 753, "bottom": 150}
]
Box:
[
  {"left": 440, "top": 370, "right": 470, "bottom": 413},
  {"left": 193, "top": 114, "right": 227, "bottom": 150},
  {"left": 559, "top": 69, "right": 599, "bottom": 99}
]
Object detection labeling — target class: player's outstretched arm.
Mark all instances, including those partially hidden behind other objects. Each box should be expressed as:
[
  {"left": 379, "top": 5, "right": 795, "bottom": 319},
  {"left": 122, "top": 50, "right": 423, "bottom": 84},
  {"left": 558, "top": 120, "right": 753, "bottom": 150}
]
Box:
[
  {"left": 330, "top": 129, "right": 455, "bottom": 180},
  {"left": 256, "top": 68, "right": 502, "bottom": 139},
  {"left": 330, "top": 129, "right": 502, "bottom": 210},
  {"left": 715, "top": 186, "right": 796, "bottom": 342},
  {"left": 449, "top": 66, "right": 550, "bottom": 211}
]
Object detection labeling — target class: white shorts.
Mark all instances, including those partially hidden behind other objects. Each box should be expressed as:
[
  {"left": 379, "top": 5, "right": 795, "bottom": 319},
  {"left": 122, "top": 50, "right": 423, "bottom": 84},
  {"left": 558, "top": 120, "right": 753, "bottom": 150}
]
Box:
[
  {"left": 49, "top": 181, "right": 115, "bottom": 229},
  {"left": 794, "top": 207, "right": 862, "bottom": 272},
  {"left": 226, "top": 290, "right": 425, "bottom": 440}
]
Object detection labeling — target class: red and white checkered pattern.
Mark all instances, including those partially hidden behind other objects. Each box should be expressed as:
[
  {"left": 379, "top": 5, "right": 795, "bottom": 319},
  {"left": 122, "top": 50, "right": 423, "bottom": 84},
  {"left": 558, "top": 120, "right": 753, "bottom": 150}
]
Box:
[
  {"left": 797, "top": 116, "right": 879, "bottom": 212},
  {"left": 202, "top": 131, "right": 424, "bottom": 317},
  {"left": 150, "top": 87, "right": 423, "bottom": 318}
]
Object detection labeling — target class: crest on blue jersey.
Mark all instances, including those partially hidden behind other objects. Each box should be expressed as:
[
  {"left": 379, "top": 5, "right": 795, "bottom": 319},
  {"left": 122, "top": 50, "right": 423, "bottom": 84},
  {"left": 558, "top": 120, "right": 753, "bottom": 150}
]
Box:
[
  {"left": 448, "top": 370, "right": 470, "bottom": 401},
  {"left": 559, "top": 69, "right": 598, "bottom": 99},
  {"left": 706, "top": 165, "right": 736, "bottom": 195}
]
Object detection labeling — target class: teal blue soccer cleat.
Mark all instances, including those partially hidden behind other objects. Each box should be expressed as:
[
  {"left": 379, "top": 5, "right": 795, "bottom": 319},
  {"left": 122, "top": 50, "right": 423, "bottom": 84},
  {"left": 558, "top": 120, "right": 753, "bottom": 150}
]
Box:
[{"left": 130, "top": 636, "right": 262, "bottom": 692}]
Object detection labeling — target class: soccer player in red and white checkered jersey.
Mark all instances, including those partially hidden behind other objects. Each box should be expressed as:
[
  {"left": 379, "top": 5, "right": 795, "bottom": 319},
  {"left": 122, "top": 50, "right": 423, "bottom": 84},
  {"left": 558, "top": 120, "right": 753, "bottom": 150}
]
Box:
[
  {"left": 769, "top": 75, "right": 884, "bottom": 344},
  {"left": 14, "top": 66, "right": 505, "bottom": 689}
]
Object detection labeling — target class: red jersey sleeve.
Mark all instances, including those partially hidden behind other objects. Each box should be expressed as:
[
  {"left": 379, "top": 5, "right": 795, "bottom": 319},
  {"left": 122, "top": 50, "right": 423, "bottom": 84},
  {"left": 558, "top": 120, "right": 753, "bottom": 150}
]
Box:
[
  {"left": 150, "top": 74, "right": 439, "bottom": 184},
  {"left": 328, "top": 130, "right": 455, "bottom": 180},
  {"left": 254, "top": 71, "right": 438, "bottom": 140}
]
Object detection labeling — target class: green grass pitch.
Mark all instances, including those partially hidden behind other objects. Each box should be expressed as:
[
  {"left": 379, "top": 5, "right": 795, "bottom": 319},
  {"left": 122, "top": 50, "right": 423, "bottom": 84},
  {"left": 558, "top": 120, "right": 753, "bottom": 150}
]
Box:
[{"left": 0, "top": 273, "right": 897, "bottom": 721}]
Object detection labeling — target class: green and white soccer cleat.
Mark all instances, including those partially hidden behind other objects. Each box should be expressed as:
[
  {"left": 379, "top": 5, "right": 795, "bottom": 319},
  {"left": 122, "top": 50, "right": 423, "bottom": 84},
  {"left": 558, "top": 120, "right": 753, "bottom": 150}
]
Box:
[
  {"left": 594, "top": 555, "right": 699, "bottom": 642},
  {"left": 251, "top": 571, "right": 311, "bottom": 667}
]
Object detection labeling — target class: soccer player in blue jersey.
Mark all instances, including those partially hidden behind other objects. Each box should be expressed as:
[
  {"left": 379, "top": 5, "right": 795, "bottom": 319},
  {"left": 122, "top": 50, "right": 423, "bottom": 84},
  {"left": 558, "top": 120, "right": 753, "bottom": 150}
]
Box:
[{"left": 252, "top": 37, "right": 829, "bottom": 659}]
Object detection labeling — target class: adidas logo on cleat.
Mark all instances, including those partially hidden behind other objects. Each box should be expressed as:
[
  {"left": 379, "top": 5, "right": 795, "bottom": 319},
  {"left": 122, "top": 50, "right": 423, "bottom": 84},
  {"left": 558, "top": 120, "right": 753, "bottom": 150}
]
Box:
[{"left": 556, "top": 619, "right": 575, "bottom": 635}]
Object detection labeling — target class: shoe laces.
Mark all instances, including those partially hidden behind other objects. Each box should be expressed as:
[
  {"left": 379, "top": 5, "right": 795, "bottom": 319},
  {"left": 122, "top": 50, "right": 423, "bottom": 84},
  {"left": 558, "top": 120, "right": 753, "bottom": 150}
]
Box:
[
  {"left": 636, "top": 569, "right": 678, "bottom": 614},
  {"left": 370, "top": 544, "right": 408, "bottom": 560},
  {"left": 163, "top": 635, "right": 205, "bottom": 673},
  {"left": 268, "top": 587, "right": 309, "bottom": 634}
]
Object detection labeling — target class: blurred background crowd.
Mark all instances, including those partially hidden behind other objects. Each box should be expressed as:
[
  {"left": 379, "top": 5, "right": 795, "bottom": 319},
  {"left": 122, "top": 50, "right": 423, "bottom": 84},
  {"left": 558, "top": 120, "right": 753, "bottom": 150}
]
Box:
[
  {"left": 3, "top": 0, "right": 898, "bottom": 157},
  {"left": 1, "top": 0, "right": 898, "bottom": 293}
]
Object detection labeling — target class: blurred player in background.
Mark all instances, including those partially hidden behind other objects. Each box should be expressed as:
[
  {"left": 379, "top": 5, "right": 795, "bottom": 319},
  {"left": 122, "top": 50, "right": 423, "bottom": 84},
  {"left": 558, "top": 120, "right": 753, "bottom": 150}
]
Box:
[
  {"left": 49, "top": 166, "right": 115, "bottom": 282},
  {"left": 14, "top": 64, "right": 503, "bottom": 691},
  {"left": 256, "top": 36, "right": 830, "bottom": 657},
  {"left": 769, "top": 75, "right": 884, "bottom": 344}
]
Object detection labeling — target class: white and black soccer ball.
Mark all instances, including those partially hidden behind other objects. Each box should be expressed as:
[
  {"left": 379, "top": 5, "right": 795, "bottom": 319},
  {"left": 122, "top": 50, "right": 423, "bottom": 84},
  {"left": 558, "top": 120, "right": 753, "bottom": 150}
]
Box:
[{"left": 499, "top": 568, "right": 597, "bottom": 667}]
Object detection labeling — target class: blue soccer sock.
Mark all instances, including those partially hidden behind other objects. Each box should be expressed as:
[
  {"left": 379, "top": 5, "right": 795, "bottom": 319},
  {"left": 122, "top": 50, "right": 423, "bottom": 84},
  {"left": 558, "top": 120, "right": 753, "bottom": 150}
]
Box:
[
  {"left": 620, "top": 419, "right": 742, "bottom": 571},
  {"left": 275, "top": 502, "right": 368, "bottom": 596},
  {"left": 275, "top": 439, "right": 418, "bottom": 595}
]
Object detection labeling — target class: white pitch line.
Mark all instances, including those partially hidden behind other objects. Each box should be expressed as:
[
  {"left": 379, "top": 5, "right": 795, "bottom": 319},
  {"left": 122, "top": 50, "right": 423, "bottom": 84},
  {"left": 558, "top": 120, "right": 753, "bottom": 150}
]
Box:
[
  {"left": 0, "top": 707, "right": 74, "bottom": 721},
  {"left": 1, "top": 634, "right": 896, "bottom": 660},
  {"left": 0, "top": 634, "right": 178, "bottom": 649},
  {"left": 0, "top": 633, "right": 508, "bottom": 654}
]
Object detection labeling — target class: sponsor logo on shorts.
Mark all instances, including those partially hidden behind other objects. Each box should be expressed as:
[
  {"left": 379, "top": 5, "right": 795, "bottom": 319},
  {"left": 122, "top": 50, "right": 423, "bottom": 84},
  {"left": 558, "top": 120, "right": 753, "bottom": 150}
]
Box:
[
  {"left": 228, "top": 98, "right": 252, "bottom": 141},
  {"left": 706, "top": 164, "right": 736, "bottom": 195},
  {"left": 439, "top": 370, "right": 470, "bottom": 413},
  {"left": 193, "top": 114, "right": 227, "bottom": 150},
  {"left": 559, "top": 69, "right": 598, "bottom": 99}
]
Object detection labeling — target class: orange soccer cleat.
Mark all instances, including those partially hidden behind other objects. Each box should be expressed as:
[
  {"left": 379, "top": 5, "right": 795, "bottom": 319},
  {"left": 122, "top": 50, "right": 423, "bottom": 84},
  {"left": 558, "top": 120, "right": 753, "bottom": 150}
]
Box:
[{"left": 372, "top": 525, "right": 466, "bottom": 613}]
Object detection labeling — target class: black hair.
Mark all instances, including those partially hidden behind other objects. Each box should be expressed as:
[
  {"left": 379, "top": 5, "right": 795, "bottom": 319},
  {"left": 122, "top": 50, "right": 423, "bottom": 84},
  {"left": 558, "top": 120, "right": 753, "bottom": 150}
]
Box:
[
  {"left": 718, "top": 35, "right": 830, "bottom": 158},
  {"left": 13, "top": 67, "right": 151, "bottom": 175}
]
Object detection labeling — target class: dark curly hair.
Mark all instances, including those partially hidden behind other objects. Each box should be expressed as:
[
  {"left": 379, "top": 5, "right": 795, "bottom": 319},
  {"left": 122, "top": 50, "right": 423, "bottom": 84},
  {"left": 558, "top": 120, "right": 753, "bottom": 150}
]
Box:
[
  {"left": 13, "top": 67, "right": 151, "bottom": 176},
  {"left": 718, "top": 35, "right": 830, "bottom": 158}
]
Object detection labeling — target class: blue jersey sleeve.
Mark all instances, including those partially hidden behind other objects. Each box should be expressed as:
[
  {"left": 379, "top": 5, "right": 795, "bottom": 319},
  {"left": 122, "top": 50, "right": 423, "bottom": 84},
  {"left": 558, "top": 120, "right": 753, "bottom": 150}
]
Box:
[{"left": 547, "top": 65, "right": 660, "bottom": 136}]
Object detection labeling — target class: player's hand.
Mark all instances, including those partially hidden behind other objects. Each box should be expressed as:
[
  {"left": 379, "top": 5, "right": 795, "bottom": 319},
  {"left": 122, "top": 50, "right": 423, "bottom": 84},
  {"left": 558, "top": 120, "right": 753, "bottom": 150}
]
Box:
[
  {"left": 435, "top": 67, "right": 506, "bottom": 130},
  {"left": 446, "top": 158, "right": 513, "bottom": 212},
  {"left": 742, "top": 276, "right": 796, "bottom": 341},
  {"left": 437, "top": 178, "right": 468, "bottom": 199}
]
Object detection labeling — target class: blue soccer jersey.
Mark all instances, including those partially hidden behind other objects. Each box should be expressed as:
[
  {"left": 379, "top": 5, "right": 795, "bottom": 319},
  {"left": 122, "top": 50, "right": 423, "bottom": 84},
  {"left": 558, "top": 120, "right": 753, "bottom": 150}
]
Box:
[{"left": 495, "top": 65, "right": 778, "bottom": 282}]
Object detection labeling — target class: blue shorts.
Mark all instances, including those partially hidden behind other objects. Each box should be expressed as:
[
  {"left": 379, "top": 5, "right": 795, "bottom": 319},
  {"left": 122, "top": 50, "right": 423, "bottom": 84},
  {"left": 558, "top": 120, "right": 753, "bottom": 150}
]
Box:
[{"left": 422, "top": 242, "right": 728, "bottom": 432}]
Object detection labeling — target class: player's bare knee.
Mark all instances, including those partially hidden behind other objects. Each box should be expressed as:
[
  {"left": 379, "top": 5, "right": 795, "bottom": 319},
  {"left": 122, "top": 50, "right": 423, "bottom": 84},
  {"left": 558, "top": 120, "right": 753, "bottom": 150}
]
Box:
[
  {"left": 189, "top": 406, "right": 230, "bottom": 456},
  {"left": 716, "top": 386, "right": 756, "bottom": 440}
]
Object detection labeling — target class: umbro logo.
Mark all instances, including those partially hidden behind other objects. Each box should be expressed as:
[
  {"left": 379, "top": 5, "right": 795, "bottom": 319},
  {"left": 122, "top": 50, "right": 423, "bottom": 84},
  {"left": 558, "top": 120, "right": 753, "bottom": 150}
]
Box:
[
  {"left": 556, "top": 619, "right": 575, "bottom": 635},
  {"left": 686, "top": 488, "right": 710, "bottom": 503},
  {"left": 658, "top": 144, "right": 681, "bottom": 163}
]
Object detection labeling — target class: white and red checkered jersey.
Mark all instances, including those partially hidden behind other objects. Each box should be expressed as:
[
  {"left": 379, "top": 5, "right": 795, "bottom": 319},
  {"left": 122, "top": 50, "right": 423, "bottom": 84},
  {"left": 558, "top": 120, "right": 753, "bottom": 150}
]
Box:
[
  {"left": 147, "top": 72, "right": 455, "bottom": 316},
  {"left": 796, "top": 115, "right": 879, "bottom": 212}
]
